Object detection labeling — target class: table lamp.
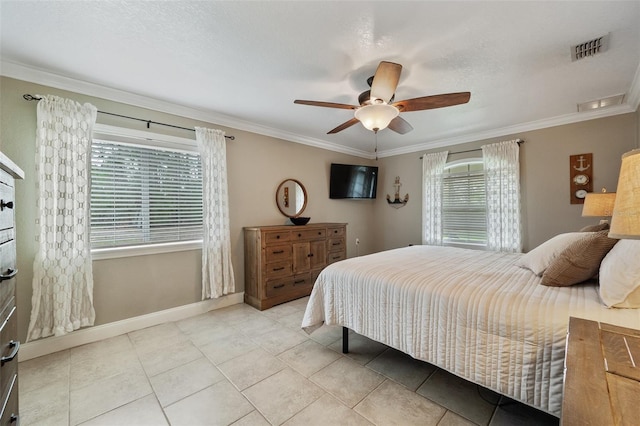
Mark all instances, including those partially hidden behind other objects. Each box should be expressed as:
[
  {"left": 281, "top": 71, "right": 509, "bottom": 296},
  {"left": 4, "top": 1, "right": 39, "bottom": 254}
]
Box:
[
  {"left": 582, "top": 189, "right": 616, "bottom": 224},
  {"left": 609, "top": 149, "right": 640, "bottom": 239}
]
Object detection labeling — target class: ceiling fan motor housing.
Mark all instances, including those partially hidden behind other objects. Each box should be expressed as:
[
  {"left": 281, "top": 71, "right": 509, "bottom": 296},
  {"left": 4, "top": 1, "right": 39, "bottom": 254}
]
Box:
[{"left": 358, "top": 89, "right": 394, "bottom": 106}]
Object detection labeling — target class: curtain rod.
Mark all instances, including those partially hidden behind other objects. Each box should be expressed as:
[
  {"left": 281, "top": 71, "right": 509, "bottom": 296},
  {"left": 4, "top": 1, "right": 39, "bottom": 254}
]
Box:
[
  {"left": 23, "top": 94, "right": 235, "bottom": 140},
  {"left": 419, "top": 140, "right": 524, "bottom": 159}
]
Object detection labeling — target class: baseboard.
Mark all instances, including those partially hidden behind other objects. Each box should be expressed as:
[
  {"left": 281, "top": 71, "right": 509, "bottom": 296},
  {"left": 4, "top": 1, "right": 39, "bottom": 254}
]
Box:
[{"left": 19, "top": 292, "right": 245, "bottom": 361}]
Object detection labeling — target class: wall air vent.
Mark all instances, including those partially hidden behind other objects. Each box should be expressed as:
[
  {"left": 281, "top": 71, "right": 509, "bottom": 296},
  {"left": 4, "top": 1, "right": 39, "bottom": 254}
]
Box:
[
  {"left": 577, "top": 94, "right": 625, "bottom": 112},
  {"left": 571, "top": 33, "right": 609, "bottom": 61}
]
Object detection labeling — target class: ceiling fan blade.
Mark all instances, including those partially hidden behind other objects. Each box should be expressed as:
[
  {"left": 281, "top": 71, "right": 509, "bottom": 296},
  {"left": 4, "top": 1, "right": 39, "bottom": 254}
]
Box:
[
  {"left": 328, "top": 117, "right": 360, "bottom": 134},
  {"left": 387, "top": 116, "right": 413, "bottom": 134},
  {"left": 393, "top": 92, "right": 470, "bottom": 112},
  {"left": 370, "top": 61, "right": 402, "bottom": 104},
  {"left": 294, "top": 100, "right": 358, "bottom": 110}
]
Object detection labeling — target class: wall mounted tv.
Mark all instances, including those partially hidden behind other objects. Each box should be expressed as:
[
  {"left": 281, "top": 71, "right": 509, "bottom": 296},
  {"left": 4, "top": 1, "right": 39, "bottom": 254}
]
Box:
[{"left": 329, "top": 163, "right": 378, "bottom": 199}]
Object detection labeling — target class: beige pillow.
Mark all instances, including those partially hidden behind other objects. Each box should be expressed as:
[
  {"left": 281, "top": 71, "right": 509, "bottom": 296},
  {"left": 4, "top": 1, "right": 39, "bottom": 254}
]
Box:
[
  {"left": 516, "top": 233, "right": 591, "bottom": 276},
  {"left": 599, "top": 240, "right": 640, "bottom": 308},
  {"left": 541, "top": 230, "right": 618, "bottom": 287},
  {"left": 579, "top": 222, "right": 609, "bottom": 232}
]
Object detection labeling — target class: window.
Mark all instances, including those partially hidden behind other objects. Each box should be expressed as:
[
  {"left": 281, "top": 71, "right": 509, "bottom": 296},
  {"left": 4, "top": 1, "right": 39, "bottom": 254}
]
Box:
[
  {"left": 90, "top": 139, "right": 203, "bottom": 250},
  {"left": 442, "top": 160, "right": 487, "bottom": 247}
]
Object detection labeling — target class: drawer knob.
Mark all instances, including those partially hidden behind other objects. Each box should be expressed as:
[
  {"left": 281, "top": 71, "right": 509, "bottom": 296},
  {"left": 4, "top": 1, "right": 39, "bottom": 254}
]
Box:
[
  {"left": 0, "top": 268, "right": 18, "bottom": 282},
  {"left": 272, "top": 250, "right": 284, "bottom": 254},
  {"left": 0, "top": 199, "right": 14, "bottom": 211},
  {"left": 294, "top": 280, "right": 305, "bottom": 285},
  {"left": 1, "top": 340, "right": 20, "bottom": 365},
  {"left": 273, "top": 267, "right": 285, "bottom": 271},
  {"left": 273, "top": 284, "right": 285, "bottom": 289}
]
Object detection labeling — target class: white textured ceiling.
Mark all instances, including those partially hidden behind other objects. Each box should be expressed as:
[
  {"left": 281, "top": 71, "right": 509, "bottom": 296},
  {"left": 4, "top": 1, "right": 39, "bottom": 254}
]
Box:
[{"left": 1, "top": 1, "right": 639, "bottom": 157}]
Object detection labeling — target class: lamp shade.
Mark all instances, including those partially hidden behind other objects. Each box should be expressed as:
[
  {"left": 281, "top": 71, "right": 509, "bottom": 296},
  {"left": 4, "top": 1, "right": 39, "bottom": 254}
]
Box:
[
  {"left": 582, "top": 192, "right": 616, "bottom": 217},
  {"left": 609, "top": 149, "right": 640, "bottom": 239},
  {"left": 354, "top": 104, "right": 399, "bottom": 132}
]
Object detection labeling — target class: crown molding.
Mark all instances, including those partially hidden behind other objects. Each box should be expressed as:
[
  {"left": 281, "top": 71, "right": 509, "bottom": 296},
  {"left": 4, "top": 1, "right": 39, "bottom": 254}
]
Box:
[
  {"left": 2, "top": 59, "right": 637, "bottom": 161},
  {"left": 0, "top": 60, "right": 372, "bottom": 159},
  {"left": 627, "top": 63, "right": 640, "bottom": 112},
  {"left": 377, "top": 103, "right": 636, "bottom": 158}
]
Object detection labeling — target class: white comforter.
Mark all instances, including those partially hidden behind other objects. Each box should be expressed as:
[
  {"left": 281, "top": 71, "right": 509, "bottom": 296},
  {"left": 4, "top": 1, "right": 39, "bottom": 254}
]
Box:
[{"left": 301, "top": 245, "right": 640, "bottom": 416}]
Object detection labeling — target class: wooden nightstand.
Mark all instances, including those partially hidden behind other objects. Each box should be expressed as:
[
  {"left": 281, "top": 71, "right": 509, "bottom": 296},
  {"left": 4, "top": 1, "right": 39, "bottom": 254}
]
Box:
[{"left": 562, "top": 317, "right": 640, "bottom": 425}]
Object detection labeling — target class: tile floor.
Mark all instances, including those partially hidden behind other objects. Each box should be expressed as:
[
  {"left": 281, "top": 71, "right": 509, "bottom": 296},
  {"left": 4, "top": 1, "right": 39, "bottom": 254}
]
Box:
[{"left": 19, "top": 297, "right": 560, "bottom": 426}]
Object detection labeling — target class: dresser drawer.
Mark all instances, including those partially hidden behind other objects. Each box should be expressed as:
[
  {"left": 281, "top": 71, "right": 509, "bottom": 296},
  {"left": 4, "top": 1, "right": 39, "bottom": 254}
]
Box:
[
  {"left": 0, "top": 305, "right": 17, "bottom": 404},
  {"left": 264, "top": 260, "right": 291, "bottom": 279},
  {"left": 328, "top": 237, "right": 345, "bottom": 252},
  {"left": 264, "top": 231, "right": 291, "bottom": 245},
  {"left": 266, "top": 274, "right": 313, "bottom": 298},
  {"left": 327, "top": 226, "right": 345, "bottom": 238},
  {"left": 292, "top": 228, "right": 326, "bottom": 241},
  {"left": 0, "top": 373, "right": 17, "bottom": 426},
  {"left": 292, "top": 272, "right": 313, "bottom": 288},
  {"left": 265, "top": 244, "right": 291, "bottom": 262},
  {"left": 328, "top": 251, "right": 346, "bottom": 264},
  {"left": 0, "top": 183, "right": 14, "bottom": 232},
  {"left": 0, "top": 241, "right": 16, "bottom": 317},
  {"left": 0, "top": 230, "right": 13, "bottom": 247}
]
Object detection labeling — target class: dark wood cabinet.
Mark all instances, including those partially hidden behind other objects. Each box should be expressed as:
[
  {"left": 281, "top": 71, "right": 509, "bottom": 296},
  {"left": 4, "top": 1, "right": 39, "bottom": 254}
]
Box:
[
  {"left": 0, "top": 153, "right": 23, "bottom": 425},
  {"left": 244, "top": 223, "right": 346, "bottom": 310}
]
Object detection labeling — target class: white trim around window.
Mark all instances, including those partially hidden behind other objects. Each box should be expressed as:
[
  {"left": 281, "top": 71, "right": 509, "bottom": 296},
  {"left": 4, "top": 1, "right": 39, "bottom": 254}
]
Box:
[{"left": 90, "top": 124, "right": 203, "bottom": 259}]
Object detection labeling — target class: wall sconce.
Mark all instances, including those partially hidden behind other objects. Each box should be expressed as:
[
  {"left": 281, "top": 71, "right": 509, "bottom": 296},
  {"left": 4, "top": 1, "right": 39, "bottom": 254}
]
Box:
[
  {"left": 609, "top": 149, "right": 640, "bottom": 239},
  {"left": 387, "top": 176, "right": 409, "bottom": 208},
  {"left": 582, "top": 188, "right": 616, "bottom": 224}
]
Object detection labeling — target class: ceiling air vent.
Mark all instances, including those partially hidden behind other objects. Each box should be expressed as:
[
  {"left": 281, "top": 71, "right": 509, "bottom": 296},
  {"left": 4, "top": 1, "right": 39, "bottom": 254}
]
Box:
[
  {"left": 571, "top": 34, "right": 609, "bottom": 61},
  {"left": 577, "top": 94, "right": 624, "bottom": 112}
]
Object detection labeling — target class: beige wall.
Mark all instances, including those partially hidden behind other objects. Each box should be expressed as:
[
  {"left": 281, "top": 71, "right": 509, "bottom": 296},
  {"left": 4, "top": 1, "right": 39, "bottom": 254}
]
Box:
[
  {"left": 2, "top": 75, "right": 638, "bottom": 344},
  {"left": 0, "top": 76, "right": 375, "bottom": 342},
  {"left": 374, "top": 113, "right": 638, "bottom": 252}
]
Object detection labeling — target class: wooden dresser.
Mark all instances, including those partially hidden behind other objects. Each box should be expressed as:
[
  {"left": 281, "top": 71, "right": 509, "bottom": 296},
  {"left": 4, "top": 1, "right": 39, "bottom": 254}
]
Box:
[
  {"left": 0, "top": 152, "right": 23, "bottom": 425},
  {"left": 244, "top": 223, "right": 347, "bottom": 310},
  {"left": 562, "top": 317, "right": 640, "bottom": 425}
]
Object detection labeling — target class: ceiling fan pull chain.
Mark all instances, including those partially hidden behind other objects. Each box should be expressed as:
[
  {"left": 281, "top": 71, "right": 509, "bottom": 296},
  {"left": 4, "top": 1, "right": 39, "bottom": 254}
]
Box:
[{"left": 375, "top": 132, "right": 378, "bottom": 161}]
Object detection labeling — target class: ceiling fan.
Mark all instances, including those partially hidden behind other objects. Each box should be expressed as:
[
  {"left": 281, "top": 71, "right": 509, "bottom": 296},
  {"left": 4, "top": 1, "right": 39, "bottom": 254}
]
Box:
[{"left": 294, "top": 61, "right": 470, "bottom": 134}]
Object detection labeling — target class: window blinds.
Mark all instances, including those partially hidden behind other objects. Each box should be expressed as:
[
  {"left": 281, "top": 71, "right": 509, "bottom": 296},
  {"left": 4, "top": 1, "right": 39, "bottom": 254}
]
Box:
[
  {"left": 90, "top": 140, "right": 203, "bottom": 248},
  {"left": 442, "top": 170, "right": 487, "bottom": 246}
]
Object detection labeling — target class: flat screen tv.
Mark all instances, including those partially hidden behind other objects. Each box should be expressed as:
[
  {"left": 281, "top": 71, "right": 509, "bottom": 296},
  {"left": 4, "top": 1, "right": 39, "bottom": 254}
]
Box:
[{"left": 330, "top": 163, "right": 378, "bottom": 199}]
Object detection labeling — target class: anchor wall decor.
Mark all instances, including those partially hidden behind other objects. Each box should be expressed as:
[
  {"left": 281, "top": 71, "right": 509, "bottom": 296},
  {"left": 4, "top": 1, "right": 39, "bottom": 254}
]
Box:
[
  {"left": 387, "top": 176, "right": 409, "bottom": 208},
  {"left": 569, "top": 153, "right": 593, "bottom": 204}
]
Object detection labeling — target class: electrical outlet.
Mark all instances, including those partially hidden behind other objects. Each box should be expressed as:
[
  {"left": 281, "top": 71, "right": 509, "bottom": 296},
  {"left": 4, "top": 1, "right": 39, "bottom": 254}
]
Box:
[{"left": 355, "top": 238, "right": 360, "bottom": 245}]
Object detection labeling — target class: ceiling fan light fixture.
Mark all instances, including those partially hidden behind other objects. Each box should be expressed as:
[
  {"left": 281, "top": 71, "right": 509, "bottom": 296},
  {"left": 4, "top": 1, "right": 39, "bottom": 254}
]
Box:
[{"left": 354, "top": 104, "right": 399, "bottom": 132}]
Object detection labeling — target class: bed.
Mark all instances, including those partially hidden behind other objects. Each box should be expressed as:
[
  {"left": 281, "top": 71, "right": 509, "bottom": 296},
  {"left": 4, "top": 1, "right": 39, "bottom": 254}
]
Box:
[{"left": 301, "top": 243, "right": 640, "bottom": 417}]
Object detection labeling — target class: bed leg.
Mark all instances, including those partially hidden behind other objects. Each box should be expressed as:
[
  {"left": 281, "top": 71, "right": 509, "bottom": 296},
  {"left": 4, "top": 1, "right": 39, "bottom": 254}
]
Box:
[{"left": 342, "top": 327, "right": 349, "bottom": 353}]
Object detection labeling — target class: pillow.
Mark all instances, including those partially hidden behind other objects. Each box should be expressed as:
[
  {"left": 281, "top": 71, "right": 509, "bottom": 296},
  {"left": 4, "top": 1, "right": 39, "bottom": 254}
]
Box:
[
  {"left": 599, "top": 240, "right": 640, "bottom": 308},
  {"left": 516, "top": 233, "right": 591, "bottom": 276},
  {"left": 541, "top": 230, "right": 618, "bottom": 287},
  {"left": 516, "top": 232, "right": 590, "bottom": 276},
  {"left": 579, "top": 222, "right": 609, "bottom": 232}
]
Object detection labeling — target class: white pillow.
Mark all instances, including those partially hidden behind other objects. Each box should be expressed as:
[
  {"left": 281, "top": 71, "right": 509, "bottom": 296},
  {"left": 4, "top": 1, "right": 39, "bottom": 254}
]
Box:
[
  {"left": 599, "top": 240, "right": 640, "bottom": 308},
  {"left": 516, "top": 233, "right": 590, "bottom": 276}
]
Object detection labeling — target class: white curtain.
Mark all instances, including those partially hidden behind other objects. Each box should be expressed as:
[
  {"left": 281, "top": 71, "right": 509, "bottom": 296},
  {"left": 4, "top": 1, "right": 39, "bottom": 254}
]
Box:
[
  {"left": 196, "top": 127, "right": 235, "bottom": 299},
  {"left": 482, "top": 140, "right": 522, "bottom": 252},
  {"left": 422, "top": 151, "right": 449, "bottom": 245},
  {"left": 27, "top": 95, "right": 97, "bottom": 341}
]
